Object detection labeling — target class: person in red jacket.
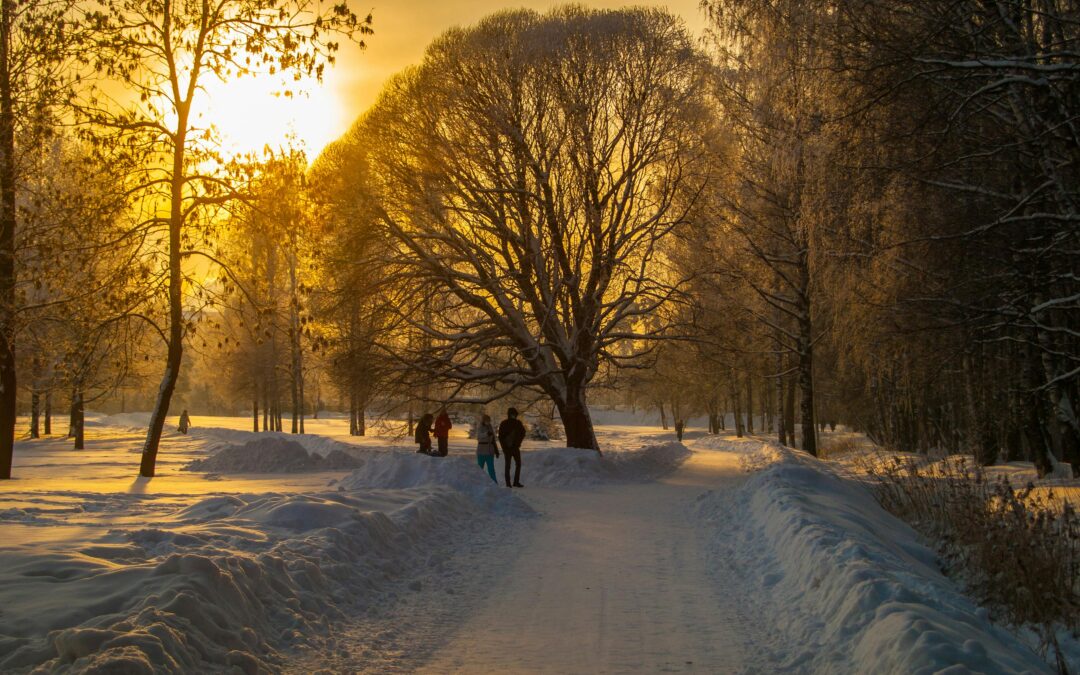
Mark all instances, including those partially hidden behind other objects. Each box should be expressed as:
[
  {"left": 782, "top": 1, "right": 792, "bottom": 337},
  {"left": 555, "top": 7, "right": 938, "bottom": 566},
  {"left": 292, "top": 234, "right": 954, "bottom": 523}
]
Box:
[{"left": 433, "top": 408, "right": 453, "bottom": 457}]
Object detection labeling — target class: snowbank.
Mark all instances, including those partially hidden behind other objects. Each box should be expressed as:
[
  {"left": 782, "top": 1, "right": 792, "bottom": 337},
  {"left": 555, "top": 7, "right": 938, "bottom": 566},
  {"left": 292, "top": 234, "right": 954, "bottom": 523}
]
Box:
[
  {"left": 0, "top": 484, "right": 514, "bottom": 673},
  {"left": 184, "top": 437, "right": 361, "bottom": 474},
  {"left": 88, "top": 412, "right": 153, "bottom": 431},
  {"left": 697, "top": 437, "right": 1052, "bottom": 674},
  {"left": 524, "top": 441, "right": 690, "bottom": 486},
  {"left": 337, "top": 441, "right": 690, "bottom": 492}
]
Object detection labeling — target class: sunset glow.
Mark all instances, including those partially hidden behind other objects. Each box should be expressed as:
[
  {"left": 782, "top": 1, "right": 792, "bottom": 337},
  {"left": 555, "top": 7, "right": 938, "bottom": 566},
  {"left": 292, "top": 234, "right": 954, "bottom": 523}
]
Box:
[{"left": 196, "top": 71, "right": 348, "bottom": 158}]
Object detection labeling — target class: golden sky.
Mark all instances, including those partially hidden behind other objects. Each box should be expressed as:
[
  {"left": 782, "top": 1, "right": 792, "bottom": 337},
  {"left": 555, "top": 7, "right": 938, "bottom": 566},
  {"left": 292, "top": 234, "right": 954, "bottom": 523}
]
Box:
[{"left": 207, "top": 1, "right": 710, "bottom": 159}]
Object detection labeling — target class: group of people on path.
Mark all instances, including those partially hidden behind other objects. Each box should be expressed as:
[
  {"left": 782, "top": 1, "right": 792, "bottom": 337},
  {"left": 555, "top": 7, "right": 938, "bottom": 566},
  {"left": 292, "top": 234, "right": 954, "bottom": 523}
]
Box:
[
  {"left": 414, "top": 409, "right": 453, "bottom": 457},
  {"left": 415, "top": 407, "right": 526, "bottom": 488}
]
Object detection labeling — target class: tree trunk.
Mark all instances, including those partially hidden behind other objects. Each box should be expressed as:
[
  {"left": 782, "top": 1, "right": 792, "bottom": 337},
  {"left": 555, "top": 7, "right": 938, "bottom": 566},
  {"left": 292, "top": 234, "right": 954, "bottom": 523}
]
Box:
[
  {"left": 298, "top": 373, "right": 305, "bottom": 435},
  {"left": 797, "top": 322, "right": 816, "bottom": 456},
  {"left": 777, "top": 352, "right": 788, "bottom": 446},
  {"left": 764, "top": 377, "right": 773, "bottom": 433},
  {"left": 72, "top": 390, "right": 84, "bottom": 450},
  {"left": 784, "top": 375, "right": 796, "bottom": 447},
  {"left": 659, "top": 402, "right": 668, "bottom": 430},
  {"left": 43, "top": 390, "right": 51, "bottom": 435},
  {"left": 290, "top": 343, "right": 300, "bottom": 434},
  {"left": 745, "top": 377, "right": 754, "bottom": 434},
  {"left": 557, "top": 382, "right": 599, "bottom": 452},
  {"left": 733, "top": 378, "right": 744, "bottom": 438},
  {"left": 30, "top": 391, "right": 39, "bottom": 439},
  {"left": 288, "top": 241, "right": 304, "bottom": 435},
  {"left": 349, "top": 390, "right": 357, "bottom": 436},
  {"left": 68, "top": 388, "right": 76, "bottom": 437},
  {"left": 559, "top": 402, "right": 598, "bottom": 452},
  {"left": 0, "top": 0, "right": 16, "bottom": 479},
  {"left": 140, "top": 102, "right": 190, "bottom": 478},
  {"left": 252, "top": 386, "right": 259, "bottom": 434}
]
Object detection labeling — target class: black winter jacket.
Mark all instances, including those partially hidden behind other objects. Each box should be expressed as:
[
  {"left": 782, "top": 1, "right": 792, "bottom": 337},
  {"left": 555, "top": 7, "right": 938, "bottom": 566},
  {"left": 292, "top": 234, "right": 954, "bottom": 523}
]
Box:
[{"left": 498, "top": 418, "right": 526, "bottom": 452}]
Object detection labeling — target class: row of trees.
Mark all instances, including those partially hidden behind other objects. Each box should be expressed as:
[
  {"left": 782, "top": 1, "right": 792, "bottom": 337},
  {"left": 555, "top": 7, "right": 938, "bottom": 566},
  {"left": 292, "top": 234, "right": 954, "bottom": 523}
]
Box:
[
  {"left": 0, "top": 0, "right": 370, "bottom": 478},
  {"left": 671, "top": 0, "right": 1080, "bottom": 473},
  {"left": 4, "top": 1, "right": 1075, "bottom": 475},
  {"left": 297, "top": 2, "right": 1080, "bottom": 470},
  {"left": 302, "top": 0, "right": 1080, "bottom": 474}
]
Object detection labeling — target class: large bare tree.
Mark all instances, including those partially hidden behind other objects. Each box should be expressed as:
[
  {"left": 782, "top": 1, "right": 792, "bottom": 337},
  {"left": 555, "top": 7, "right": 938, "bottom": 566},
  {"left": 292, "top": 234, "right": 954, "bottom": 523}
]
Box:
[{"left": 353, "top": 7, "right": 712, "bottom": 450}]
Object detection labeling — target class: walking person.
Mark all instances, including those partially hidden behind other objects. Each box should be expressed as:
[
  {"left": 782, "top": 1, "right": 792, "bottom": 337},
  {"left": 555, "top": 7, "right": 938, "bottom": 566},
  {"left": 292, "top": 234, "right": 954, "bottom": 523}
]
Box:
[
  {"left": 498, "top": 407, "right": 526, "bottom": 487},
  {"left": 433, "top": 408, "right": 453, "bottom": 457},
  {"left": 415, "top": 412, "right": 434, "bottom": 455},
  {"left": 475, "top": 413, "right": 500, "bottom": 483},
  {"left": 178, "top": 410, "right": 191, "bottom": 434}
]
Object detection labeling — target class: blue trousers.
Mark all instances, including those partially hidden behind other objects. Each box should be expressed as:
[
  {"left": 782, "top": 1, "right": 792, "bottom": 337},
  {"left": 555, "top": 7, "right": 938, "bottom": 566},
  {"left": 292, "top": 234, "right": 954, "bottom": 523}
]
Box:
[{"left": 477, "top": 454, "right": 497, "bottom": 483}]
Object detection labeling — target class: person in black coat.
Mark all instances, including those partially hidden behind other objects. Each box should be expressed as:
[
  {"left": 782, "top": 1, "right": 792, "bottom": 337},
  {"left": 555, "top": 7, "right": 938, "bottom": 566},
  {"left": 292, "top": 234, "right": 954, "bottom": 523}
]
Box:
[
  {"left": 415, "top": 413, "right": 434, "bottom": 454},
  {"left": 497, "top": 407, "right": 526, "bottom": 487}
]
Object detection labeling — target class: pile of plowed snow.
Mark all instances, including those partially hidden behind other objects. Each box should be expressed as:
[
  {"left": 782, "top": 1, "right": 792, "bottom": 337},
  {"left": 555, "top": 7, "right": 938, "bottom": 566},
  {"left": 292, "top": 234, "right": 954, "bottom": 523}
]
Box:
[
  {"left": 0, "top": 486, "right": 510, "bottom": 673},
  {"left": 697, "top": 437, "right": 1055, "bottom": 673},
  {"left": 524, "top": 441, "right": 690, "bottom": 486},
  {"left": 338, "top": 441, "right": 690, "bottom": 492},
  {"left": 185, "top": 437, "right": 361, "bottom": 473}
]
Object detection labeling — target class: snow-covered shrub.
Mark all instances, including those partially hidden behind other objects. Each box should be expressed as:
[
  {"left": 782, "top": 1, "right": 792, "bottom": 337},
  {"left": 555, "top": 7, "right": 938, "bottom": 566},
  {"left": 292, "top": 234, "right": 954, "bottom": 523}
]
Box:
[
  {"left": 858, "top": 452, "right": 1080, "bottom": 668},
  {"left": 528, "top": 416, "right": 561, "bottom": 441}
]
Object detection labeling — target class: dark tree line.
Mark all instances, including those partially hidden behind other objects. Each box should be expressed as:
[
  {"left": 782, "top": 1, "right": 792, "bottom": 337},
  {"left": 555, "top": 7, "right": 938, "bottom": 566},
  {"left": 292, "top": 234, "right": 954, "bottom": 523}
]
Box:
[{"left": 688, "top": 0, "right": 1080, "bottom": 473}]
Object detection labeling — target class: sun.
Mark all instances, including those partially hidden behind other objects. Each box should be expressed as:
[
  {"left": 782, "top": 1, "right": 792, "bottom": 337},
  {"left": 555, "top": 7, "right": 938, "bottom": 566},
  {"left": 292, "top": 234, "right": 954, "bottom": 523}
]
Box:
[{"left": 194, "top": 71, "right": 347, "bottom": 160}]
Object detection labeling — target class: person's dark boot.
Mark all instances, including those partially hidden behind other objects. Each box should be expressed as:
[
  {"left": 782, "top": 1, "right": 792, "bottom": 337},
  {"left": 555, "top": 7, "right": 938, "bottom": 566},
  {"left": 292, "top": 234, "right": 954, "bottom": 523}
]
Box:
[{"left": 513, "top": 482, "right": 524, "bottom": 488}]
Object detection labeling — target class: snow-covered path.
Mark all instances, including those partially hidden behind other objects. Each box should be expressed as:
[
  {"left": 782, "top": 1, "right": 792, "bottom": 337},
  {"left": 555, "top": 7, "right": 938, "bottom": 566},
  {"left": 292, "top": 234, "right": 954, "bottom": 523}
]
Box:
[{"left": 416, "top": 446, "right": 753, "bottom": 674}]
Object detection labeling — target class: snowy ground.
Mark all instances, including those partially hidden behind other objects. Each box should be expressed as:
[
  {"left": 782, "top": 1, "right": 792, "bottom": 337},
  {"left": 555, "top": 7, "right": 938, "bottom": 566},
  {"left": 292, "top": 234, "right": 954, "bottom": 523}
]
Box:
[{"left": 0, "top": 414, "right": 1070, "bottom": 672}]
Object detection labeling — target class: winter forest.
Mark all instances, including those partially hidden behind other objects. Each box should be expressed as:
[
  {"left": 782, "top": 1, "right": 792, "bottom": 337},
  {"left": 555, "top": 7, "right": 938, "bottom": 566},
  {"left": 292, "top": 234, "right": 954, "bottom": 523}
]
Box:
[{"left": 1, "top": 0, "right": 1079, "bottom": 673}]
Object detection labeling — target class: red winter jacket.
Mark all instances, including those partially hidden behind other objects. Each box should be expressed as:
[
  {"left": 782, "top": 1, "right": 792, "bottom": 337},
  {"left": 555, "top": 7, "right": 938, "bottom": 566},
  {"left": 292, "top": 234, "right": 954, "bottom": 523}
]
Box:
[{"left": 433, "top": 413, "right": 453, "bottom": 439}]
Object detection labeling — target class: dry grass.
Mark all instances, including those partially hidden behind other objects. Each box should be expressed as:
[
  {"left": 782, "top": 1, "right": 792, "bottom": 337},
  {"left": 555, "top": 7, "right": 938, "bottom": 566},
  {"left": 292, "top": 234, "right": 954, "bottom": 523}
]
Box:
[
  {"left": 818, "top": 435, "right": 867, "bottom": 459},
  {"left": 856, "top": 453, "right": 1080, "bottom": 672}
]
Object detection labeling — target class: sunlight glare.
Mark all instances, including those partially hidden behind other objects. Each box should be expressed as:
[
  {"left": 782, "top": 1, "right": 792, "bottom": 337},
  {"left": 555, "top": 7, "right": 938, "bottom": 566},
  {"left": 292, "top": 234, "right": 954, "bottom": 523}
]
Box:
[{"left": 195, "top": 72, "right": 346, "bottom": 159}]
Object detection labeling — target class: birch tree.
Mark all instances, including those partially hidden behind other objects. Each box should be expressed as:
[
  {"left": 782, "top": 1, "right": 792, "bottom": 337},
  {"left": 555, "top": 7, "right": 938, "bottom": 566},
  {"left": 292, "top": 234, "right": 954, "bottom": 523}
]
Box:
[
  {"left": 79, "top": 0, "right": 370, "bottom": 476},
  {"left": 703, "top": 0, "right": 837, "bottom": 455}
]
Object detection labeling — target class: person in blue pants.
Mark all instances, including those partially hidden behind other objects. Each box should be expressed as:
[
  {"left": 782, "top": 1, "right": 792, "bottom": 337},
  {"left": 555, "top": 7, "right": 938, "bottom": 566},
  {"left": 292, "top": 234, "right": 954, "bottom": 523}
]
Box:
[{"left": 475, "top": 414, "right": 500, "bottom": 482}]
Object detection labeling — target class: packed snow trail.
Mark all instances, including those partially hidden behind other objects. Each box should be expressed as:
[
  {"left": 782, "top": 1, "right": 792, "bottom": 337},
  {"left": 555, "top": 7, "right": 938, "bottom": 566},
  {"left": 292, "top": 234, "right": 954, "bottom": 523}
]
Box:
[{"left": 416, "top": 445, "right": 753, "bottom": 674}]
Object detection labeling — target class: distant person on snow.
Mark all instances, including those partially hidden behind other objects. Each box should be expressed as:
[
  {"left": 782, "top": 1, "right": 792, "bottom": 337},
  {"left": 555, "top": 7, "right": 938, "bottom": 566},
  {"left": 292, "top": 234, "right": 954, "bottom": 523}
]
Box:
[
  {"left": 475, "top": 413, "right": 500, "bottom": 483},
  {"left": 433, "top": 408, "right": 453, "bottom": 457},
  {"left": 415, "top": 413, "right": 434, "bottom": 455},
  {"left": 498, "top": 407, "right": 526, "bottom": 488},
  {"left": 178, "top": 410, "right": 191, "bottom": 434},
  {"left": 675, "top": 419, "right": 685, "bottom": 442}
]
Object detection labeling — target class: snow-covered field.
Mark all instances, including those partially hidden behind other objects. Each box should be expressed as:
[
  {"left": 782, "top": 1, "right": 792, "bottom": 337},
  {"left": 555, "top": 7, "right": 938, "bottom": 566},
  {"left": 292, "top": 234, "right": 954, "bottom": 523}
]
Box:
[
  {"left": 0, "top": 413, "right": 1071, "bottom": 672},
  {"left": 0, "top": 413, "right": 689, "bottom": 672}
]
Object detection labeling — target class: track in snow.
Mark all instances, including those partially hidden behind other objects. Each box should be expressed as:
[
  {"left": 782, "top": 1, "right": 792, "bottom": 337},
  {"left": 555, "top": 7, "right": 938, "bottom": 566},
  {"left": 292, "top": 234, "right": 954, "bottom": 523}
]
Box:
[
  {"left": 414, "top": 446, "right": 755, "bottom": 674},
  {"left": 292, "top": 444, "right": 763, "bottom": 674}
]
